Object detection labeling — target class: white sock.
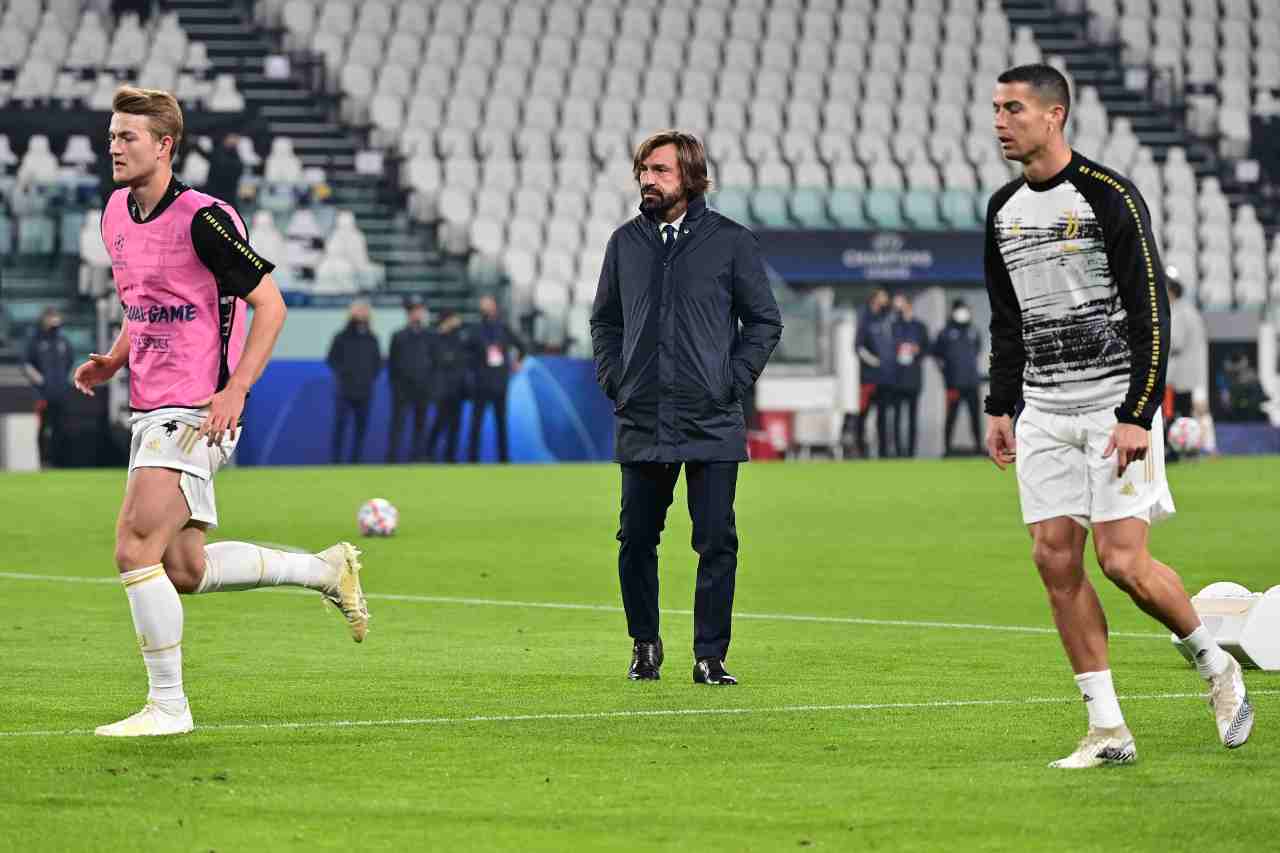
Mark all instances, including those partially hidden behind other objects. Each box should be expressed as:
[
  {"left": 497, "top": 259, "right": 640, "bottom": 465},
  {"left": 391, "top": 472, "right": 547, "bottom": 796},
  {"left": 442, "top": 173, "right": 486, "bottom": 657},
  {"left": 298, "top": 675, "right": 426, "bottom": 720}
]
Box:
[
  {"left": 120, "top": 564, "right": 185, "bottom": 711},
  {"left": 1179, "top": 624, "right": 1231, "bottom": 679},
  {"left": 1074, "top": 670, "right": 1125, "bottom": 730},
  {"left": 194, "top": 541, "right": 337, "bottom": 593}
]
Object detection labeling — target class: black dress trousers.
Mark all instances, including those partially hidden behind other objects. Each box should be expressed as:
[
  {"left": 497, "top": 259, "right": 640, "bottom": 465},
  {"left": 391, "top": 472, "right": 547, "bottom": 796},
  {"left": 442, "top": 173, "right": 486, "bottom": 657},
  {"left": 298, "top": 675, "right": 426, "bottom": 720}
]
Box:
[{"left": 617, "top": 460, "right": 740, "bottom": 661}]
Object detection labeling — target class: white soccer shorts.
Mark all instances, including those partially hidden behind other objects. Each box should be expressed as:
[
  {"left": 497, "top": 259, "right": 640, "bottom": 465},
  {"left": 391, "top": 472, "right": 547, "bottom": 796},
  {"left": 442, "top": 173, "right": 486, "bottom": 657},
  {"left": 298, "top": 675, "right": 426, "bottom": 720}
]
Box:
[
  {"left": 1015, "top": 405, "right": 1175, "bottom": 528},
  {"left": 127, "top": 407, "right": 240, "bottom": 528}
]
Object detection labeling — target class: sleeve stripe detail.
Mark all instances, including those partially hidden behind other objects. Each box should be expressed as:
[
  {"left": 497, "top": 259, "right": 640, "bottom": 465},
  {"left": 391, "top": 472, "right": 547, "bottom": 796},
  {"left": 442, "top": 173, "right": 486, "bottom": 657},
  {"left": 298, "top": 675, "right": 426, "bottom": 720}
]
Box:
[
  {"left": 1077, "top": 164, "right": 1160, "bottom": 419},
  {"left": 200, "top": 210, "right": 266, "bottom": 271}
]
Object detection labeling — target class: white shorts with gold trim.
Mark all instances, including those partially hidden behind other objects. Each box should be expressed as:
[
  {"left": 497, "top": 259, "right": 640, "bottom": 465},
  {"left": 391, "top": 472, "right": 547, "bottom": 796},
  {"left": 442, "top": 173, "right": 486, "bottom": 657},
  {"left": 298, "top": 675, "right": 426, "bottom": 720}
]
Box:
[
  {"left": 127, "top": 407, "right": 239, "bottom": 528},
  {"left": 1015, "top": 404, "right": 1174, "bottom": 529}
]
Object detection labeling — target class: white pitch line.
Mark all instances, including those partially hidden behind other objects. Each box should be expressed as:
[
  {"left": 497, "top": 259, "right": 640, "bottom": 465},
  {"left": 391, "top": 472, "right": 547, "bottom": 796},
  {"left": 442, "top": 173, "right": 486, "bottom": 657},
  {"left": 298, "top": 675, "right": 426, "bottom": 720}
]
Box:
[
  {"left": 0, "top": 571, "right": 1167, "bottom": 639},
  {"left": 1, "top": 690, "right": 1274, "bottom": 739}
]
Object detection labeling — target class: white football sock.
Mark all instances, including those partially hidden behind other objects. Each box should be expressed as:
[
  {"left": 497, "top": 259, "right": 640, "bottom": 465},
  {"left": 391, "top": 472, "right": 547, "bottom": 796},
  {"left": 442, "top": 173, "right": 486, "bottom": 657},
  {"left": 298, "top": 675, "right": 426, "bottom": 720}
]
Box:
[
  {"left": 1179, "top": 624, "right": 1231, "bottom": 679},
  {"left": 120, "top": 564, "right": 185, "bottom": 710},
  {"left": 194, "top": 541, "right": 337, "bottom": 593},
  {"left": 1074, "top": 670, "right": 1125, "bottom": 730}
]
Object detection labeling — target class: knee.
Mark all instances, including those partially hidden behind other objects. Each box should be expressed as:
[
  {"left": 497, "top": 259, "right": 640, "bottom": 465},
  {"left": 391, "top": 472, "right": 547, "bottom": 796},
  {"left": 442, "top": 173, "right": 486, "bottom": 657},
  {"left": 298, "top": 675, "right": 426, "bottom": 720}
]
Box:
[
  {"left": 1032, "top": 540, "right": 1083, "bottom": 593},
  {"left": 1097, "top": 546, "right": 1147, "bottom": 594}
]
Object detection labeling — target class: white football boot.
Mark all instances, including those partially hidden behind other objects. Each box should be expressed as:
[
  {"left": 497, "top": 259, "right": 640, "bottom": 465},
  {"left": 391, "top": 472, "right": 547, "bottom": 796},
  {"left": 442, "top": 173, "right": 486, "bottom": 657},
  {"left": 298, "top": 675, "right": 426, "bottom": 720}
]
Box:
[
  {"left": 317, "top": 542, "right": 369, "bottom": 642},
  {"left": 1048, "top": 725, "right": 1137, "bottom": 769},
  {"left": 95, "top": 701, "right": 194, "bottom": 737},
  {"left": 1208, "top": 655, "right": 1254, "bottom": 749}
]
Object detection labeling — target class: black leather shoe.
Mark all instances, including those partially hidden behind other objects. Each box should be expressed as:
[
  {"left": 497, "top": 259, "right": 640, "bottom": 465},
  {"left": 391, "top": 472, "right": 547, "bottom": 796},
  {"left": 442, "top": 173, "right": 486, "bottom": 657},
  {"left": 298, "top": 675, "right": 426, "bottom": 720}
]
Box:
[
  {"left": 693, "top": 658, "right": 737, "bottom": 685},
  {"left": 628, "top": 637, "right": 663, "bottom": 680}
]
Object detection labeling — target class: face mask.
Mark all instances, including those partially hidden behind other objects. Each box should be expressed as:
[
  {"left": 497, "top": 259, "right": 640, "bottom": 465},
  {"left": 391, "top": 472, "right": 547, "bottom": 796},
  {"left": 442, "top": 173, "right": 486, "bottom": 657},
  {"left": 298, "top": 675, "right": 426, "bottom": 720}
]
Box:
[{"left": 953, "top": 309, "right": 971, "bottom": 324}]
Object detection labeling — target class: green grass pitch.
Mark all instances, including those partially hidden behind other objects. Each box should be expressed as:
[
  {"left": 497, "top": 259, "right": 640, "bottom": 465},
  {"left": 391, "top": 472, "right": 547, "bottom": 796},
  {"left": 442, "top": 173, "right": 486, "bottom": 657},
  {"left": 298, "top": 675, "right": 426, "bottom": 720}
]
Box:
[{"left": 1, "top": 456, "right": 1276, "bottom": 851}]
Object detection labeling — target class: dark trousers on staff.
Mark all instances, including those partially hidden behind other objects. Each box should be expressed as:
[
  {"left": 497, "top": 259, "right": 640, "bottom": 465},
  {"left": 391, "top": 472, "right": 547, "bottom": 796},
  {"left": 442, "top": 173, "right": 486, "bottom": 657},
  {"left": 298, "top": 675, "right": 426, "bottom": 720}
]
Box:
[
  {"left": 387, "top": 394, "right": 430, "bottom": 462},
  {"left": 944, "top": 386, "right": 982, "bottom": 455},
  {"left": 425, "top": 393, "right": 462, "bottom": 463},
  {"left": 894, "top": 387, "right": 921, "bottom": 457},
  {"left": 857, "top": 382, "right": 889, "bottom": 458},
  {"left": 468, "top": 391, "right": 509, "bottom": 462},
  {"left": 617, "top": 461, "right": 739, "bottom": 661},
  {"left": 332, "top": 395, "right": 371, "bottom": 464}
]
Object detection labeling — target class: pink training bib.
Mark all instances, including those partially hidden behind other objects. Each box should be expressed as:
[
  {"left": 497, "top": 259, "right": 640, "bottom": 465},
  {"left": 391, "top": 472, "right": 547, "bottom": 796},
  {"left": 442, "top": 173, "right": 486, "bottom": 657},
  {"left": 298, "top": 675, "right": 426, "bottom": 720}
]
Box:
[{"left": 103, "top": 186, "right": 248, "bottom": 410}]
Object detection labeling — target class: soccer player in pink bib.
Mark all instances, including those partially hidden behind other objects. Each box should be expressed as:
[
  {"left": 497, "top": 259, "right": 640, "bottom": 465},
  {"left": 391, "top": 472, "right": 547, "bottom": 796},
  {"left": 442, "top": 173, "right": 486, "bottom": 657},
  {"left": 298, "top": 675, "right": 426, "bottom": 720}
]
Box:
[{"left": 73, "top": 87, "right": 370, "bottom": 737}]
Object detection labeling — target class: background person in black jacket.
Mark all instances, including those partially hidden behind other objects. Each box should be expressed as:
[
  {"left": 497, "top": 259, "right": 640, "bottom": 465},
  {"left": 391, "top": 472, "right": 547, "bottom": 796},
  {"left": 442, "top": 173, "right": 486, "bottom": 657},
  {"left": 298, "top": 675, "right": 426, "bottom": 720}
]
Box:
[
  {"left": 326, "top": 301, "right": 382, "bottom": 464},
  {"left": 591, "top": 131, "right": 782, "bottom": 686},
  {"left": 424, "top": 310, "right": 468, "bottom": 463},
  {"left": 23, "top": 307, "right": 74, "bottom": 467},
  {"left": 932, "top": 298, "right": 984, "bottom": 456},
  {"left": 387, "top": 296, "right": 435, "bottom": 463},
  {"left": 890, "top": 292, "right": 929, "bottom": 458},
  {"left": 467, "top": 295, "right": 526, "bottom": 463},
  {"left": 855, "top": 288, "right": 895, "bottom": 458}
]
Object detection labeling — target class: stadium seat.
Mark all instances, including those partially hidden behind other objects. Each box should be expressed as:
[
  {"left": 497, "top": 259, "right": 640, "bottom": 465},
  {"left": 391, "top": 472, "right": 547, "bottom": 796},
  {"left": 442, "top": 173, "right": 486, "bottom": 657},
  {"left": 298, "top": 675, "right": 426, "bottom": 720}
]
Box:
[
  {"left": 790, "top": 189, "right": 830, "bottom": 228},
  {"left": 865, "top": 189, "right": 905, "bottom": 228},
  {"left": 711, "top": 188, "right": 752, "bottom": 225},
  {"left": 751, "top": 188, "right": 791, "bottom": 228},
  {"left": 828, "top": 189, "right": 869, "bottom": 228}
]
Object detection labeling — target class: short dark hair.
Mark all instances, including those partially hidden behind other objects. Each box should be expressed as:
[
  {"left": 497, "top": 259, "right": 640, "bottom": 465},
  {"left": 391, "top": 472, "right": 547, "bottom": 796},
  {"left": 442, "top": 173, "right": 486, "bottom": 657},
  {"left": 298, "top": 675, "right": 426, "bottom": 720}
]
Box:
[
  {"left": 632, "top": 130, "right": 712, "bottom": 197},
  {"left": 997, "top": 64, "right": 1071, "bottom": 127}
]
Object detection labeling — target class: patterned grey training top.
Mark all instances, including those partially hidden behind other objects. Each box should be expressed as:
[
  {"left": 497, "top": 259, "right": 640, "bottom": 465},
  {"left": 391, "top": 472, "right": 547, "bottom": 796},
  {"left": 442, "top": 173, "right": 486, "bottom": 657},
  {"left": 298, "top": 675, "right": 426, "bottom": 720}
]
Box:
[{"left": 983, "top": 150, "right": 1169, "bottom": 429}]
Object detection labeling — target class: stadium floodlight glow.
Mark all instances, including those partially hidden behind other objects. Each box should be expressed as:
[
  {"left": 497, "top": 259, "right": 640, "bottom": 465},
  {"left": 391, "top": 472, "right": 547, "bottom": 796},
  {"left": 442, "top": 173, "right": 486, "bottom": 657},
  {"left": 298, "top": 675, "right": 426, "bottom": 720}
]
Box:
[{"left": 1170, "top": 583, "right": 1280, "bottom": 671}]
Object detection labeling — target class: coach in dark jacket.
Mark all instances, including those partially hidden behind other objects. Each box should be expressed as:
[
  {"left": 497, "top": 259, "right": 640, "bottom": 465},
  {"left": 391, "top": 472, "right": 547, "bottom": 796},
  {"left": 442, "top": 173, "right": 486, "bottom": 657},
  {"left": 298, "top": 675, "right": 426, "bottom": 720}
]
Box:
[
  {"left": 931, "top": 298, "right": 984, "bottom": 455},
  {"left": 591, "top": 131, "right": 782, "bottom": 686},
  {"left": 327, "top": 301, "right": 382, "bottom": 464},
  {"left": 387, "top": 296, "right": 434, "bottom": 462},
  {"left": 467, "top": 295, "right": 526, "bottom": 463}
]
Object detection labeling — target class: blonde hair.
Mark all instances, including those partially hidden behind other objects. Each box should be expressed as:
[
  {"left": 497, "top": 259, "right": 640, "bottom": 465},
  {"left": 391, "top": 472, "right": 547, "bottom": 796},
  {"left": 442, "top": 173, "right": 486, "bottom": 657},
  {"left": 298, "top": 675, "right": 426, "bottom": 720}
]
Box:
[
  {"left": 112, "top": 86, "right": 184, "bottom": 159},
  {"left": 632, "top": 130, "right": 712, "bottom": 197}
]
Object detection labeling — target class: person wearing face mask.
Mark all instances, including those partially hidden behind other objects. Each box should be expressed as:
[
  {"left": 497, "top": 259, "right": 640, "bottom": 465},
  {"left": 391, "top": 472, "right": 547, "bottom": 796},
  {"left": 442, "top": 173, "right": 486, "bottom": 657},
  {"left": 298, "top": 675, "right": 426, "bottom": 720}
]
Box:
[
  {"left": 23, "top": 307, "right": 75, "bottom": 467},
  {"left": 889, "top": 292, "right": 929, "bottom": 458},
  {"left": 855, "top": 288, "right": 896, "bottom": 458},
  {"left": 326, "top": 300, "right": 382, "bottom": 464},
  {"left": 591, "top": 130, "right": 782, "bottom": 686},
  {"left": 931, "top": 299, "right": 984, "bottom": 456}
]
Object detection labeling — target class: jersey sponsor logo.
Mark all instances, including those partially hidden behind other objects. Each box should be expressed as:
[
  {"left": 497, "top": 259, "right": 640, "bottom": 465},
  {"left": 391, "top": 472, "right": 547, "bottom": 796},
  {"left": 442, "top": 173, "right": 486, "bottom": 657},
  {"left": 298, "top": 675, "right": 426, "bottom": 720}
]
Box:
[
  {"left": 136, "top": 334, "right": 172, "bottom": 352},
  {"left": 124, "top": 303, "right": 199, "bottom": 323},
  {"left": 113, "top": 233, "right": 125, "bottom": 252}
]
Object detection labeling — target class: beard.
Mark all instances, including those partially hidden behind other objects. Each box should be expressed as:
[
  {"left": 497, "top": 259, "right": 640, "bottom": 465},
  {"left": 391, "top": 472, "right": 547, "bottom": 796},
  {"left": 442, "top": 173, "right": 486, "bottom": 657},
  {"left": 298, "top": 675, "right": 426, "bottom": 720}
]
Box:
[{"left": 639, "top": 186, "right": 682, "bottom": 215}]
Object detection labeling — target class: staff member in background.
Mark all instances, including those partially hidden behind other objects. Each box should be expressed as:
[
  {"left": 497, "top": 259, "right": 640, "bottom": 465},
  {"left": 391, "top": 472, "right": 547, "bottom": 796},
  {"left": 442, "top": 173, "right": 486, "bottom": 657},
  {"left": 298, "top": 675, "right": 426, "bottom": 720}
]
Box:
[
  {"left": 855, "top": 288, "right": 895, "bottom": 458},
  {"left": 424, "top": 309, "right": 468, "bottom": 464},
  {"left": 387, "top": 296, "right": 434, "bottom": 463},
  {"left": 890, "top": 292, "right": 929, "bottom": 458},
  {"left": 467, "top": 295, "right": 526, "bottom": 463},
  {"left": 326, "top": 300, "right": 381, "bottom": 464},
  {"left": 932, "top": 298, "right": 984, "bottom": 456},
  {"left": 1165, "top": 275, "right": 1210, "bottom": 460},
  {"left": 591, "top": 131, "right": 782, "bottom": 686},
  {"left": 23, "top": 307, "right": 75, "bottom": 467}
]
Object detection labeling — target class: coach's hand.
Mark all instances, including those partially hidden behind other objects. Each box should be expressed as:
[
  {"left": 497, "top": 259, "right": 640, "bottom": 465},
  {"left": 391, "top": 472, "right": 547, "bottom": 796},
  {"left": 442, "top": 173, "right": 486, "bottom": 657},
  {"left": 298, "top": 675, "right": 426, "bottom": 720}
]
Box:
[
  {"left": 986, "top": 415, "right": 1016, "bottom": 470},
  {"left": 73, "top": 353, "right": 124, "bottom": 396},
  {"left": 1103, "top": 423, "right": 1148, "bottom": 477},
  {"left": 198, "top": 381, "right": 248, "bottom": 447}
]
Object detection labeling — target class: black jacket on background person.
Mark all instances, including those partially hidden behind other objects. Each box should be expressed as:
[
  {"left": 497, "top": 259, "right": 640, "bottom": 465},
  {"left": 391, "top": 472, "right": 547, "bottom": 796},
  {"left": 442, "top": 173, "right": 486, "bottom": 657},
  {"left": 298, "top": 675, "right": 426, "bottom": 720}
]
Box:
[
  {"left": 590, "top": 195, "right": 783, "bottom": 462},
  {"left": 389, "top": 324, "right": 435, "bottom": 401},
  {"left": 327, "top": 322, "right": 382, "bottom": 400},
  {"left": 469, "top": 318, "right": 525, "bottom": 397},
  {"left": 25, "top": 326, "right": 74, "bottom": 402},
  {"left": 932, "top": 320, "right": 983, "bottom": 389}
]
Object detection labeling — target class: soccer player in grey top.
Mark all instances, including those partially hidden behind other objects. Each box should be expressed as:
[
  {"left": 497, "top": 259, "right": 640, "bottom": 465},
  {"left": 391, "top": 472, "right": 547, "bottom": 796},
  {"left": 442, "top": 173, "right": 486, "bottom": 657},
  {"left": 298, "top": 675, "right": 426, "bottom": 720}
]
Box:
[{"left": 982, "top": 65, "right": 1253, "bottom": 767}]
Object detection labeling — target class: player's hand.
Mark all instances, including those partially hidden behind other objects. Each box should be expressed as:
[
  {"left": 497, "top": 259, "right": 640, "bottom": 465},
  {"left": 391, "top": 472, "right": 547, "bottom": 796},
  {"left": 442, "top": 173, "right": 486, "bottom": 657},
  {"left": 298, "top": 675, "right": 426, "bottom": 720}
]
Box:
[
  {"left": 73, "top": 353, "right": 123, "bottom": 396},
  {"left": 1103, "top": 423, "right": 1149, "bottom": 477},
  {"left": 198, "top": 382, "right": 248, "bottom": 447},
  {"left": 986, "top": 415, "right": 1016, "bottom": 471}
]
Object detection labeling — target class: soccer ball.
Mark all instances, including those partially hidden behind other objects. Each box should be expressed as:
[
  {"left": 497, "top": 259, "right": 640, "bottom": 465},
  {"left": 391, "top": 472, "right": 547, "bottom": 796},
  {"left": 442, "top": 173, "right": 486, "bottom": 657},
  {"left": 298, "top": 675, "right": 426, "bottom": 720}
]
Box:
[
  {"left": 1167, "top": 416, "right": 1202, "bottom": 455},
  {"left": 357, "top": 498, "right": 398, "bottom": 537}
]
